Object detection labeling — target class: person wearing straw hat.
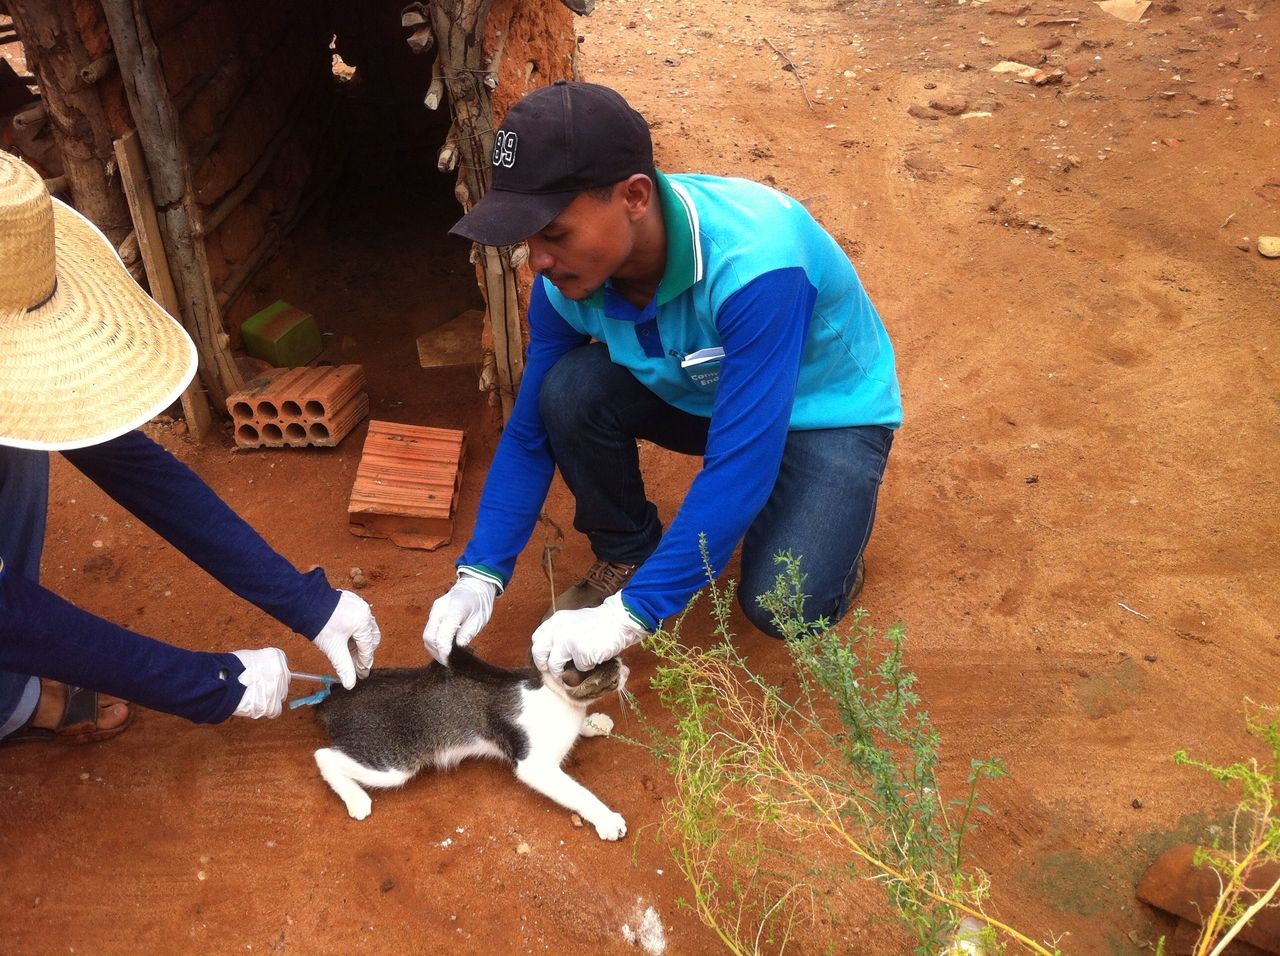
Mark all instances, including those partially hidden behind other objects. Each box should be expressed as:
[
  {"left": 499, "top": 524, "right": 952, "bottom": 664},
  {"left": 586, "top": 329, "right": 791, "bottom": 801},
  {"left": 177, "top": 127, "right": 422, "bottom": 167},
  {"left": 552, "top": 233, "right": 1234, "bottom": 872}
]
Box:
[
  {"left": 0, "top": 151, "right": 382, "bottom": 744},
  {"left": 422, "top": 82, "right": 900, "bottom": 678}
]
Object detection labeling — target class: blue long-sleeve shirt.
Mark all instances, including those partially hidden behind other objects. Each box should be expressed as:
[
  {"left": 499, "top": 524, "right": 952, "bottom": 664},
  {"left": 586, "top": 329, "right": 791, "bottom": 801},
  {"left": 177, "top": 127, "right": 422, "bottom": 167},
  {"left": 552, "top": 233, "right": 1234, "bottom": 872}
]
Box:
[
  {"left": 459, "top": 172, "right": 902, "bottom": 628},
  {"left": 0, "top": 431, "right": 339, "bottom": 722}
]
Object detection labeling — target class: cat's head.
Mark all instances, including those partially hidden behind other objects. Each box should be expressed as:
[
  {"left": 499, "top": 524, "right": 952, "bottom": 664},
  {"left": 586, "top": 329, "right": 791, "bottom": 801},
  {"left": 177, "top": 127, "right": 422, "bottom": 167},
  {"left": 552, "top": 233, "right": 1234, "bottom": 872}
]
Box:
[{"left": 550, "top": 657, "right": 629, "bottom": 702}]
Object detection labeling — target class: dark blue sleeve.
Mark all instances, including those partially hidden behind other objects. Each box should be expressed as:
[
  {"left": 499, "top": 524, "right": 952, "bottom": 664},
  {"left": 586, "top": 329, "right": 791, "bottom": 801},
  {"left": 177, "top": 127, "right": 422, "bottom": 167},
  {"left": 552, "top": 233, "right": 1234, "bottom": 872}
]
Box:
[
  {"left": 0, "top": 563, "right": 245, "bottom": 723},
  {"left": 458, "top": 278, "right": 590, "bottom": 584},
  {"left": 621, "top": 267, "right": 816, "bottom": 627},
  {"left": 61, "top": 431, "right": 339, "bottom": 638}
]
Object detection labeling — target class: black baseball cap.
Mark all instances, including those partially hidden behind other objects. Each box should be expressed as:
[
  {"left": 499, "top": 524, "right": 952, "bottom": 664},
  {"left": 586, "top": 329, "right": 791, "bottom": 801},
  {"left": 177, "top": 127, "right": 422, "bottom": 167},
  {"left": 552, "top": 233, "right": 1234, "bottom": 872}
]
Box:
[{"left": 449, "top": 81, "right": 653, "bottom": 247}]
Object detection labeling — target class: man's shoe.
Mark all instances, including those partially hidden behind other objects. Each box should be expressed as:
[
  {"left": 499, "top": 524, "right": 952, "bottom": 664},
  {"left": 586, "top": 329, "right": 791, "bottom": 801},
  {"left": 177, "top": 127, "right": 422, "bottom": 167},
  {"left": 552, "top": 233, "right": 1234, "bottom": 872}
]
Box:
[
  {"left": 848, "top": 556, "right": 866, "bottom": 605},
  {"left": 542, "top": 559, "right": 638, "bottom": 622}
]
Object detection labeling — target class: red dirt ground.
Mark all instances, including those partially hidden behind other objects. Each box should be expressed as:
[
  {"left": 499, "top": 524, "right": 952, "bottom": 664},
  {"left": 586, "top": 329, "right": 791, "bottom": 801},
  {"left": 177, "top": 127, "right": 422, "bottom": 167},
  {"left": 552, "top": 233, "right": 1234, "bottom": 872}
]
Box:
[{"left": 3, "top": 0, "right": 1279, "bottom": 953}]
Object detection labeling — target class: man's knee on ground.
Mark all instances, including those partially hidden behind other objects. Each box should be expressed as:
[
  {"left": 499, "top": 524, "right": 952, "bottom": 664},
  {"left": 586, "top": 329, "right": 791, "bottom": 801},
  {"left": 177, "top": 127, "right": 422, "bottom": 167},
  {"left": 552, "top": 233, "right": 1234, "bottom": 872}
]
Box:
[
  {"left": 737, "top": 584, "right": 848, "bottom": 641},
  {"left": 739, "top": 589, "right": 788, "bottom": 640}
]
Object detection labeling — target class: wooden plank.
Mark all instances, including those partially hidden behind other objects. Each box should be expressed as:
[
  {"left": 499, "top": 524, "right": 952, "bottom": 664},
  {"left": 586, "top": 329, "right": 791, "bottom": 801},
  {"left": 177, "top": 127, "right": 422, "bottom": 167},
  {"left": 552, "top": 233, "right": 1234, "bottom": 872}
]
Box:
[{"left": 113, "top": 129, "right": 213, "bottom": 441}]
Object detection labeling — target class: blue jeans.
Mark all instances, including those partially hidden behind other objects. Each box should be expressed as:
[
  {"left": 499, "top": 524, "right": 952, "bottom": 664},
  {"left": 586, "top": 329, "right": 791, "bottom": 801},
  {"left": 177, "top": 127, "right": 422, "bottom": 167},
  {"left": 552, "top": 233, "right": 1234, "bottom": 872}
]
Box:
[
  {"left": 539, "top": 343, "right": 894, "bottom": 638},
  {"left": 0, "top": 447, "right": 50, "bottom": 736}
]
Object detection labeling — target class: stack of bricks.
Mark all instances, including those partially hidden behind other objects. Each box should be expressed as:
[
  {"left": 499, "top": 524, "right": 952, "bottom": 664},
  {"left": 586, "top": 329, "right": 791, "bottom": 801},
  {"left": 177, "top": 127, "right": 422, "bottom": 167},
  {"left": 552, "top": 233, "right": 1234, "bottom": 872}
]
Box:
[
  {"left": 227, "top": 365, "right": 369, "bottom": 449},
  {"left": 348, "top": 421, "right": 466, "bottom": 550}
]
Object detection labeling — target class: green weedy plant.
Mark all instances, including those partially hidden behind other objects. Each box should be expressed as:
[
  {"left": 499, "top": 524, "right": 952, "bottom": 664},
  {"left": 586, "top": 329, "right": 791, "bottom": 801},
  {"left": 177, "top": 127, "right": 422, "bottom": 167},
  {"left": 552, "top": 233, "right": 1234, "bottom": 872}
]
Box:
[
  {"left": 628, "top": 550, "right": 1058, "bottom": 955},
  {"left": 1162, "top": 700, "right": 1280, "bottom": 956}
]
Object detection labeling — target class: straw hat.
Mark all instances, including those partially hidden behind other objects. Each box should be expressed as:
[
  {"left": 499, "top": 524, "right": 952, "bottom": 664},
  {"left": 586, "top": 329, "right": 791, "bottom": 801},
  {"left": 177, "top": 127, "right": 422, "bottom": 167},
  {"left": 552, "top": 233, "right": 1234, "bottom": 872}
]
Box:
[{"left": 0, "top": 150, "right": 197, "bottom": 450}]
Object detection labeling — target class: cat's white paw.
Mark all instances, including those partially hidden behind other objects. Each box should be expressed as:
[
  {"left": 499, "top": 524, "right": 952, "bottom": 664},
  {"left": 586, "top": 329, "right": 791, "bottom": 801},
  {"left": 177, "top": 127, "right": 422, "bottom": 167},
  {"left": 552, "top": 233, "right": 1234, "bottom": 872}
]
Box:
[
  {"left": 582, "top": 713, "right": 614, "bottom": 737},
  {"left": 592, "top": 810, "right": 627, "bottom": 841},
  {"left": 344, "top": 792, "right": 372, "bottom": 821}
]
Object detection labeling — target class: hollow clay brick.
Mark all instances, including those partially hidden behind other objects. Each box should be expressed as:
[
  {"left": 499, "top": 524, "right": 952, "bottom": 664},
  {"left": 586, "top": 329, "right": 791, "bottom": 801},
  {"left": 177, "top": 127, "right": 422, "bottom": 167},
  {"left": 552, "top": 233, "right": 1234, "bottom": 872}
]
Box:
[{"left": 225, "top": 365, "right": 368, "bottom": 449}]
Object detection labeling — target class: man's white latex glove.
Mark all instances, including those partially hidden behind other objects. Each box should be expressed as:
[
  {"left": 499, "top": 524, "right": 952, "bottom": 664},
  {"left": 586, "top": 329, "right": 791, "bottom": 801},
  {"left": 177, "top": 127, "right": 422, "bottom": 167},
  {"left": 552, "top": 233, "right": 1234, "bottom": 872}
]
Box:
[
  {"left": 231, "top": 648, "right": 290, "bottom": 719},
  {"left": 313, "top": 590, "right": 382, "bottom": 689},
  {"left": 422, "top": 570, "right": 498, "bottom": 664},
  {"left": 531, "top": 592, "right": 649, "bottom": 678}
]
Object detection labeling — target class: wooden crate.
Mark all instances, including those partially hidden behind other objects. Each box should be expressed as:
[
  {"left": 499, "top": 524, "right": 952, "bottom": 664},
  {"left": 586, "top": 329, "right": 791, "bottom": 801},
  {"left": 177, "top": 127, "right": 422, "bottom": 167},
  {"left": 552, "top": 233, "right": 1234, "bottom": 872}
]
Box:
[{"left": 347, "top": 421, "right": 466, "bottom": 550}]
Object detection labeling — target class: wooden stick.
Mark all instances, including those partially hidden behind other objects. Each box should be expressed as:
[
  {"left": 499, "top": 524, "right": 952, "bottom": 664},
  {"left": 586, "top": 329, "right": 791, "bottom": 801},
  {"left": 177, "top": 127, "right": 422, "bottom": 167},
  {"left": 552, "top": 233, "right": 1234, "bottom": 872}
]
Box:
[
  {"left": 78, "top": 52, "right": 117, "bottom": 87},
  {"left": 101, "top": 0, "right": 242, "bottom": 407},
  {"left": 763, "top": 37, "right": 814, "bottom": 110},
  {"left": 424, "top": 56, "right": 445, "bottom": 110},
  {"left": 12, "top": 103, "right": 46, "bottom": 129},
  {"left": 114, "top": 129, "right": 214, "bottom": 440},
  {"left": 430, "top": 0, "right": 525, "bottom": 422}
]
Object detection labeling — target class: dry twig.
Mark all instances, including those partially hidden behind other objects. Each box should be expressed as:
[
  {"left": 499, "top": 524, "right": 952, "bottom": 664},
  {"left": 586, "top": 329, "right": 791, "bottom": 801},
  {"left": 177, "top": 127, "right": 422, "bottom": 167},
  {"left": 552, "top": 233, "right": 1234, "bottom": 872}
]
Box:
[{"left": 763, "top": 37, "right": 814, "bottom": 110}]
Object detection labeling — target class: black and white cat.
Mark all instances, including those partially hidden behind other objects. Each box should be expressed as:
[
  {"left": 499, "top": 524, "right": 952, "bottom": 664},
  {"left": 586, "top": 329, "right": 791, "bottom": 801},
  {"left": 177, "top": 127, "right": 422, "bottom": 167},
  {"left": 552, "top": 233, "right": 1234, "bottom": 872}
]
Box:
[{"left": 313, "top": 649, "right": 629, "bottom": 840}]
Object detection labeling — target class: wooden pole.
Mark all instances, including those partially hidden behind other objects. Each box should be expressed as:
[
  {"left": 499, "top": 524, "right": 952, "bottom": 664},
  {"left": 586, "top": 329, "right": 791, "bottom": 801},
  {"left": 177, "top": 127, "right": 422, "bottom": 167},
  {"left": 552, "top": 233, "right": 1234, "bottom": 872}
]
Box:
[
  {"left": 6, "top": 2, "right": 132, "bottom": 245},
  {"left": 429, "top": 0, "right": 525, "bottom": 421},
  {"left": 100, "top": 0, "right": 243, "bottom": 408},
  {"left": 114, "top": 131, "right": 214, "bottom": 441}
]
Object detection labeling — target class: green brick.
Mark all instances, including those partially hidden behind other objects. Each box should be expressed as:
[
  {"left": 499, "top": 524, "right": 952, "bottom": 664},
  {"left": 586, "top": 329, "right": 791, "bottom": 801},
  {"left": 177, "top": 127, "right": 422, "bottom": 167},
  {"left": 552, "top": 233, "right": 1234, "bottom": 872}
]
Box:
[{"left": 240, "top": 300, "right": 322, "bottom": 368}]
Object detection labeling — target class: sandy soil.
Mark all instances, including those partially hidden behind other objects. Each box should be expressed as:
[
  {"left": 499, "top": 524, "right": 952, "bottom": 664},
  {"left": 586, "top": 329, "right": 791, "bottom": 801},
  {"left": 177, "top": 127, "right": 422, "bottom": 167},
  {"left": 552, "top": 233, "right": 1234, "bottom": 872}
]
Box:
[{"left": 3, "top": 0, "right": 1279, "bottom": 953}]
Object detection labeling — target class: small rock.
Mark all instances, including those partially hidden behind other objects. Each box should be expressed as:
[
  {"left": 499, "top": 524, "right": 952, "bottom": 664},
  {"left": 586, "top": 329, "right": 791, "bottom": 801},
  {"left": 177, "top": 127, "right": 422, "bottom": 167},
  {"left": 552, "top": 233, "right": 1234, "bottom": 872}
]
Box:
[
  {"left": 79, "top": 772, "right": 90, "bottom": 780},
  {"left": 349, "top": 567, "right": 368, "bottom": 589},
  {"left": 923, "top": 81, "right": 937, "bottom": 90},
  {"left": 1005, "top": 48, "right": 1047, "bottom": 66},
  {"left": 516, "top": 842, "right": 531, "bottom": 855},
  {"left": 1237, "top": 240, "right": 1252, "bottom": 252},
  {"left": 903, "top": 151, "right": 943, "bottom": 177},
  {"left": 571, "top": 814, "right": 585, "bottom": 828},
  {"left": 1132, "top": 798, "right": 1144, "bottom": 809},
  {"left": 1038, "top": 37, "right": 1063, "bottom": 50},
  {"left": 929, "top": 95, "right": 970, "bottom": 115},
  {"left": 1258, "top": 236, "right": 1280, "bottom": 258},
  {"left": 1065, "top": 59, "right": 1090, "bottom": 78},
  {"left": 1144, "top": 654, "right": 1158, "bottom": 662},
  {"left": 381, "top": 878, "right": 395, "bottom": 893},
  {"left": 1033, "top": 68, "right": 1066, "bottom": 86},
  {"left": 908, "top": 104, "right": 942, "bottom": 120}
]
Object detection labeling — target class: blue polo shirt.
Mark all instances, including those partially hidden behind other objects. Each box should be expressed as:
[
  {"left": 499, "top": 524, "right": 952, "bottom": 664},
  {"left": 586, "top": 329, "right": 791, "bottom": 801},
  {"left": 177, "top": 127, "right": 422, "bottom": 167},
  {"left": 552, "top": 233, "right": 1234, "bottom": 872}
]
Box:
[{"left": 461, "top": 172, "right": 901, "bottom": 627}]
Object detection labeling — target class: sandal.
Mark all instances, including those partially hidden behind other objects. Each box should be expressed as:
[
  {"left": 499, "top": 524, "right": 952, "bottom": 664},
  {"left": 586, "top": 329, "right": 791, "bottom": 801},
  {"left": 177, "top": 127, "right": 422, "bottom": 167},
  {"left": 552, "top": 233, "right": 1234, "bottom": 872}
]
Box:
[{"left": 1, "top": 682, "right": 135, "bottom": 746}]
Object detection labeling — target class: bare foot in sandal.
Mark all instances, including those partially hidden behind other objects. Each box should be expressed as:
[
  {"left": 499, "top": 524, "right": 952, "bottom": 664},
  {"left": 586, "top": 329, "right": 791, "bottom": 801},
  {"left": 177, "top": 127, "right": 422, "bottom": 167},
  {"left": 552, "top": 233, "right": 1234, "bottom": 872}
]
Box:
[{"left": 5, "top": 680, "right": 134, "bottom": 745}]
